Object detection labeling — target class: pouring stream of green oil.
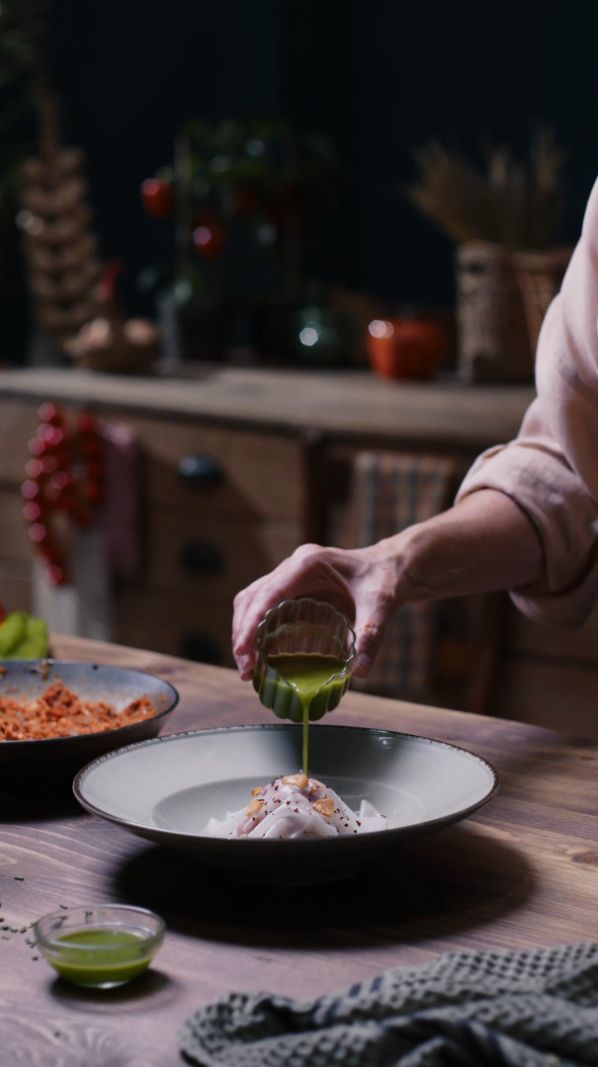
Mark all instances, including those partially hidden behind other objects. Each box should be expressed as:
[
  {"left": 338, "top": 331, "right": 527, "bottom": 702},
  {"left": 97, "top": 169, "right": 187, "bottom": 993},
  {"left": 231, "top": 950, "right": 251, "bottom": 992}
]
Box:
[{"left": 266, "top": 653, "right": 348, "bottom": 775}]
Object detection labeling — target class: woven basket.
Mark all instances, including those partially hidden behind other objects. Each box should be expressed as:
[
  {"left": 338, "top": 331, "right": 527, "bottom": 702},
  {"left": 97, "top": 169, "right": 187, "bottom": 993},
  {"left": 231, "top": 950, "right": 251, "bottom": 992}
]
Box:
[
  {"left": 512, "top": 246, "right": 572, "bottom": 354},
  {"left": 456, "top": 241, "right": 532, "bottom": 383}
]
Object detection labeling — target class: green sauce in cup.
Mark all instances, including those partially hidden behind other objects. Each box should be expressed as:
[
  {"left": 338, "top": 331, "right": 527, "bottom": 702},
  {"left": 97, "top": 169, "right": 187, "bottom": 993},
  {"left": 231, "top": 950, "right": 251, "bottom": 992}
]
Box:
[
  {"left": 34, "top": 904, "right": 165, "bottom": 989},
  {"left": 265, "top": 653, "right": 349, "bottom": 775},
  {"left": 50, "top": 928, "right": 154, "bottom": 986}
]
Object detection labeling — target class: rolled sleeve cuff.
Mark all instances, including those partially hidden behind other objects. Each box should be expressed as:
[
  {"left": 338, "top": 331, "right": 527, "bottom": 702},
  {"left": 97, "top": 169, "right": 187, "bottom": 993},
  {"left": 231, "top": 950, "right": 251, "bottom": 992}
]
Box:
[{"left": 456, "top": 444, "right": 598, "bottom": 628}]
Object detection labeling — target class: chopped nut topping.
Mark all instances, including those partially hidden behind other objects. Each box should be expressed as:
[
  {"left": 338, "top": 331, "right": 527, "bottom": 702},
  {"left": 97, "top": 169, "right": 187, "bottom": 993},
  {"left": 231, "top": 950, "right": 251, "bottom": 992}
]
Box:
[
  {"left": 282, "top": 772, "right": 308, "bottom": 789},
  {"left": 246, "top": 799, "right": 264, "bottom": 816},
  {"left": 251, "top": 786, "right": 263, "bottom": 797},
  {"left": 313, "top": 798, "right": 335, "bottom": 818}
]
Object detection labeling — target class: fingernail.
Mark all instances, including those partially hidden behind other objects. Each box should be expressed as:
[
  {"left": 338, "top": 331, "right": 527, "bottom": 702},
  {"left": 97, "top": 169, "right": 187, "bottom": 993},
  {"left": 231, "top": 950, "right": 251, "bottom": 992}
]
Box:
[
  {"left": 353, "top": 653, "right": 372, "bottom": 678},
  {"left": 236, "top": 654, "right": 251, "bottom": 676}
]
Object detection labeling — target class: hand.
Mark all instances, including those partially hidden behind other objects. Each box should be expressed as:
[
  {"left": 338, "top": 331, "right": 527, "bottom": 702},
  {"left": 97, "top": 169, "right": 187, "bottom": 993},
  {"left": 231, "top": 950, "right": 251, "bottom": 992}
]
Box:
[
  {"left": 232, "top": 540, "right": 409, "bottom": 681},
  {"left": 232, "top": 490, "right": 545, "bottom": 683}
]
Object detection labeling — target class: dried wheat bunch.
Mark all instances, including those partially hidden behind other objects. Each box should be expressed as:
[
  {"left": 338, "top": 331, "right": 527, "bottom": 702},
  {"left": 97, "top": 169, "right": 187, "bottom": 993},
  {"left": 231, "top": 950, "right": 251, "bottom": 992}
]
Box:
[{"left": 404, "top": 128, "right": 566, "bottom": 250}]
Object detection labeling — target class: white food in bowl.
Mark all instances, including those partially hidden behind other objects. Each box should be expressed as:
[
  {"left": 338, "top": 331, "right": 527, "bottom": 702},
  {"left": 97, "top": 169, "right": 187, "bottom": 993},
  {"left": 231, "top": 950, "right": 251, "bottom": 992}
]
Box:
[{"left": 203, "top": 772, "right": 387, "bottom": 840}]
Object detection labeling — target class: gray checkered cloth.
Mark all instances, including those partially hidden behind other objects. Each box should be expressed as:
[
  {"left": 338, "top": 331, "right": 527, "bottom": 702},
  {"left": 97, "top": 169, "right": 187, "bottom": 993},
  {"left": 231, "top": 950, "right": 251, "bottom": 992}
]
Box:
[{"left": 179, "top": 942, "right": 598, "bottom": 1066}]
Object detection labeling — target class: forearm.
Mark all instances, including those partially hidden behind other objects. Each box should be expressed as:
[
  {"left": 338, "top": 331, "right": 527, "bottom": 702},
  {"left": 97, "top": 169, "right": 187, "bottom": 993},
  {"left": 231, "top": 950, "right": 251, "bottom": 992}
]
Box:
[
  {"left": 382, "top": 488, "right": 545, "bottom": 605},
  {"left": 233, "top": 489, "right": 545, "bottom": 678}
]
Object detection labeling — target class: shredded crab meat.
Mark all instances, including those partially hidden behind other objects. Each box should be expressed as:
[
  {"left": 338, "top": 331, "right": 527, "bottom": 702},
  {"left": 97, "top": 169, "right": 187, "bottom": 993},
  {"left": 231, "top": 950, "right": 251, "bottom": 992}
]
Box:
[
  {"left": 203, "top": 774, "right": 387, "bottom": 839},
  {"left": 0, "top": 681, "right": 156, "bottom": 740}
]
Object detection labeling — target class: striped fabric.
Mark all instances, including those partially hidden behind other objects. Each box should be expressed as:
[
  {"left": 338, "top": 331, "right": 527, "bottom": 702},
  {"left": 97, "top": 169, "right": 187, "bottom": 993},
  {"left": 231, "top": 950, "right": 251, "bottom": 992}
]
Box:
[{"left": 351, "top": 452, "right": 459, "bottom": 700}]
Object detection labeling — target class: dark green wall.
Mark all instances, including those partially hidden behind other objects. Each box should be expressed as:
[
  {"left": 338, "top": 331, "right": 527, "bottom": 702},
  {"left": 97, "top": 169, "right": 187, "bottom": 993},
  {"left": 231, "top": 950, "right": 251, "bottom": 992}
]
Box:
[{"left": 39, "top": 0, "right": 598, "bottom": 305}]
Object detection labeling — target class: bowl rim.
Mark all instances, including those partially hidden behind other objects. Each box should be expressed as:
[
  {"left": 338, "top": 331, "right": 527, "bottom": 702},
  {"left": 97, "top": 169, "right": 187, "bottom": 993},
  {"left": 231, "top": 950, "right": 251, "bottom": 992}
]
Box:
[
  {"left": 73, "top": 722, "right": 500, "bottom": 847},
  {"left": 0, "top": 660, "right": 179, "bottom": 748},
  {"left": 34, "top": 903, "right": 165, "bottom": 952}
]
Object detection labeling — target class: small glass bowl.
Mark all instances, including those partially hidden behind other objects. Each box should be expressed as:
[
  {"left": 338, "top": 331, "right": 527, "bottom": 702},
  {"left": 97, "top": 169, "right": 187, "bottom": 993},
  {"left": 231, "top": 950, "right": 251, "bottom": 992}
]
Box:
[{"left": 34, "top": 904, "right": 165, "bottom": 989}]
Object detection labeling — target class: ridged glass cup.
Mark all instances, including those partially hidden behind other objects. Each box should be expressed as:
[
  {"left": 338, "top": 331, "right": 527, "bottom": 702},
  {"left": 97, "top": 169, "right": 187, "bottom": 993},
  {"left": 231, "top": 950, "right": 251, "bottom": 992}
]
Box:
[{"left": 252, "top": 598, "right": 356, "bottom": 722}]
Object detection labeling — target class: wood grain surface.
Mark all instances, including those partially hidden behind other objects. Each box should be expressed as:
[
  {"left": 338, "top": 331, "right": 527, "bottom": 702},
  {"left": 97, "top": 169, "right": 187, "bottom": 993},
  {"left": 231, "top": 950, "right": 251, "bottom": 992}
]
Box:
[
  {"left": 0, "top": 365, "right": 532, "bottom": 452},
  {"left": 2, "top": 634, "right": 597, "bottom": 1066}
]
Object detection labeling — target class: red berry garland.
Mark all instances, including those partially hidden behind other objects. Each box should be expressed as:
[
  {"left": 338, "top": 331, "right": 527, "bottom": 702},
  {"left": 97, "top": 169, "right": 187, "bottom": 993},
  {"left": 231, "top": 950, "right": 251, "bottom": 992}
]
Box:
[{"left": 21, "top": 404, "right": 105, "bottom": 586}]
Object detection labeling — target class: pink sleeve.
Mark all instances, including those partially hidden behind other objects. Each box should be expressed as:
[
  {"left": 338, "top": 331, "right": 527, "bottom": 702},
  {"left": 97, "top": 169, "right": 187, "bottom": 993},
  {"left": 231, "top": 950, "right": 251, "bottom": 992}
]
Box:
[{"left": 456, "top": 177, "right": 598, "bottom": 627}]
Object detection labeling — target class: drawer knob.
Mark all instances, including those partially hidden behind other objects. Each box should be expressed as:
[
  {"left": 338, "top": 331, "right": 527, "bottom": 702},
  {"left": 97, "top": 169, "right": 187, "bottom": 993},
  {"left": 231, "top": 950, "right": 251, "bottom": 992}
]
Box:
[
  {"left": 178, "top": 454, "right": 223, "bottom": 486},
  {"left": 179, "top": 540, "right": 224, "bottom": 575},
  {"left": 179, "top": 632, "right": 221, "bottom": 664}
]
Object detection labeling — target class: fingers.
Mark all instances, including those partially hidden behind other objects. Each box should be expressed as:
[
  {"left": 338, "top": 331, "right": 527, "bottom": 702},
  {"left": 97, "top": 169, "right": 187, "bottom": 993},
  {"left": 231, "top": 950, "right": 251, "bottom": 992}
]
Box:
[
  {"left": 232, "top": 553, "right": 316, "bottom": 678},
  {"left": 232, "top": 583, "right": 273, "bottom": 679},
  {"left": 234, "top": 650, "right": 255, "bottom": 682},
  {"left": 232, "top": 545, "right": 355, "bottom": 679},
  {"left": 232, "top": 542, "right": 396, "bottom": 683}
]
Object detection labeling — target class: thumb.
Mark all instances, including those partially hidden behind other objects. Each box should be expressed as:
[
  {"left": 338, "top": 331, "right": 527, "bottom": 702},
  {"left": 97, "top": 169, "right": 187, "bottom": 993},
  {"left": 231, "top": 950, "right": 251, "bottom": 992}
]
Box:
[{"left": 352, "top": 597, "right": 392, "bottom": 678}]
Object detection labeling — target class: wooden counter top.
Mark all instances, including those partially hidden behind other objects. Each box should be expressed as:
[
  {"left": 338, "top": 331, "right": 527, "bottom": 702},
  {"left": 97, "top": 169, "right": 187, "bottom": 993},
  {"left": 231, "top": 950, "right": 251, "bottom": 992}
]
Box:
[
  {"left": 0, "top": 365, "right": 533, "bottom": 451},
  {"left": 1, "top": 635, "right": 598, "bottom": 1064}
]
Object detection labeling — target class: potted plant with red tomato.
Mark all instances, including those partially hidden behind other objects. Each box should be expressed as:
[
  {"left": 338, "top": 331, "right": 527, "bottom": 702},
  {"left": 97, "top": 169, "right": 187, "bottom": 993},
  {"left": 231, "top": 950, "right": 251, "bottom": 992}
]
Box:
[
  {"left": 140, "top": 119, "right": 334, "bottom": 363},
  {"left": 140, "top": 175, "right": 175, "bottom": 220}
]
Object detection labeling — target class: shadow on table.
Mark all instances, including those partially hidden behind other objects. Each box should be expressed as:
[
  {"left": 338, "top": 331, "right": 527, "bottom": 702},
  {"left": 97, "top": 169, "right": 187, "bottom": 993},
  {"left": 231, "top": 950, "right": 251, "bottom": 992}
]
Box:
[
  {"left": 111, "top": 824, "right": 535, "bottom": 951},
  {"left": 48, "top": 968, "right": 180, "bottom": 1015},
  {"left": 0, "top": 774, "right": 83, "bottom": 822}
]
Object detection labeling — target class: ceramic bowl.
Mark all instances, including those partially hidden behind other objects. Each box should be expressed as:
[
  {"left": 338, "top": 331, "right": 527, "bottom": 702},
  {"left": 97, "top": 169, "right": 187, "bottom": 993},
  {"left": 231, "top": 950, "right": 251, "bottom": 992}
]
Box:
[
  {"left": 0, "top": 661, "right": 179, "bottom": 782},
  {"left": 74, "top": 724, "right": 498, "bottom": 883}
]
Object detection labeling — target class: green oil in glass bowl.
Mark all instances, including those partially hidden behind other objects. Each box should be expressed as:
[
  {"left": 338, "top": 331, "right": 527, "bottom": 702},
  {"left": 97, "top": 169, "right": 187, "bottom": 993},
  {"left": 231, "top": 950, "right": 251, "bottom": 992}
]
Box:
[
  {"left": 34, "top": 904, "right": 165, "bottom": 989},
  {"left": 253, "top": 599, "right": 355, "bottom": 775}
]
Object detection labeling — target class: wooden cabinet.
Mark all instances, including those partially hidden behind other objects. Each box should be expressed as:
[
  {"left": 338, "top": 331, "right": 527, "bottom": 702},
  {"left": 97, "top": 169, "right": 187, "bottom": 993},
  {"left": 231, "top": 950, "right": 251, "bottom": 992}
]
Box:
[
  {"left": 0, "top": 400, "right": 305, "bottom": 667},
  {"left": 0, "top": 400, "right": 40, "bottom": 617},
  {"left": 111, "top": 415, "right": 304, "bottom": 664},
  {"left": 493, "top": 601, "right": 598, "bottom": 737}
]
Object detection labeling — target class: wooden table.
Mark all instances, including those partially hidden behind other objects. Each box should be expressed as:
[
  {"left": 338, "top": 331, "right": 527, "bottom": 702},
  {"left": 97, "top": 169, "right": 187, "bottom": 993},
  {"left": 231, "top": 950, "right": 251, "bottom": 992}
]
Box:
[{"left": 2, "top": 635, "right": 598, "bottom": 1066}]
